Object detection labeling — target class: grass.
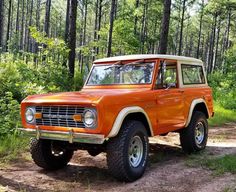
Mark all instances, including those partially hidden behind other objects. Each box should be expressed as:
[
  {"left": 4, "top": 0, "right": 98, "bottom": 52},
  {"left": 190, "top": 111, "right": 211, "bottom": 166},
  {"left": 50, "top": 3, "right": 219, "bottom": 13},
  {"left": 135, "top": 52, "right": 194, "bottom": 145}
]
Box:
[
  {"left": 208, "top": 103, "right": 236, "bottom": 126},
  {"left": 186, "top": 153, "right": 236, "bottom": 175},
  {"left": 205, "top": 155, "right": 236, "bottom": 175},
  {"left": 185, "top": 151, "right": 208, "bottom": 168},
  {"left": 0, "top": 134, "right": 29, "bottom": 164}
]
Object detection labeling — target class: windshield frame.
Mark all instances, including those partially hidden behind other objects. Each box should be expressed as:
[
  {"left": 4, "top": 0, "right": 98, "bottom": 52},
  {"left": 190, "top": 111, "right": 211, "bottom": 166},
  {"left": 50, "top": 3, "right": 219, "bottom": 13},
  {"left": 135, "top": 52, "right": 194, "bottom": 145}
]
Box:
[{"left": 84, "top": 60, "right": 157, "bottom": 87}]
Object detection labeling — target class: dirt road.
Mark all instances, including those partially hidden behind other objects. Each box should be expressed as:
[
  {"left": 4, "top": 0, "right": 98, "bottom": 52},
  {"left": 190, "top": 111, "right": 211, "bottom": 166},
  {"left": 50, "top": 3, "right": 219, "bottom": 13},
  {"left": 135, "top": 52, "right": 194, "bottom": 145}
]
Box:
[{"left": 0, "top": 123, "right": 236, "bottom": 192}]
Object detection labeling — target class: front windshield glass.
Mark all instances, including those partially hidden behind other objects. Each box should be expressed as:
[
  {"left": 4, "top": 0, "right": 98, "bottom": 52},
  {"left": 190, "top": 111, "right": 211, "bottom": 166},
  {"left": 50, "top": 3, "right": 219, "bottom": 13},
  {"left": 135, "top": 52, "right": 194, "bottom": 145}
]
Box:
[{"left": 87, "top": 62, "right": 155, "bottom": 85}]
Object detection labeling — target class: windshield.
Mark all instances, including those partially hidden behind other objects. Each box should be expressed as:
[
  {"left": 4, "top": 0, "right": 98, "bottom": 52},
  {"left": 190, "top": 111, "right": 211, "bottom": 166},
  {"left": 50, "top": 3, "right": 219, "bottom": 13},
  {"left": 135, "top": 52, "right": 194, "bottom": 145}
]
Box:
[{"left": 86, "top": 62, "right": 155, "bottom": 86}]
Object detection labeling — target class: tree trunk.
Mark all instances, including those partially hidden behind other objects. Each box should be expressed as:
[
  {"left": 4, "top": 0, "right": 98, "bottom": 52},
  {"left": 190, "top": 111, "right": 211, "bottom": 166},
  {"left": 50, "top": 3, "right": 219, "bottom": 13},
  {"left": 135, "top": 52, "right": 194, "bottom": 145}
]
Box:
[
  {"left": 107, "top": 0, "right": 116, "bottom": 57},
  {"left": 96, "top": 0, "right": 102, "bottom": 55},
  {"left": 83, "top": 0, "right": 88, "bottom": 48},
  {"left": 64, "top": 0, "right": 70, "bottom": 44},
  {"left": 184, "top": 15, "right": 190, "bottom": 56},
  {"left": 44, "top": 0, "right": 51, "bottom": 37},
  {"left": 24, "top": 0, "right": 30, "bottom": 51},
  {"left": 6, "top": 0, "right": 12, "bottom": 51},
  {"left": 20, "top": 0, "right": 25, "bottom": 50},
  {"left": 33, "top": 0, "right": 41, "bottom": 64},
  {"left": 209, "top": 13, "right": 217, "bottom": 73},
  {"left": 178, "top": 0, "right": 186, "bottom": 56},
  {"left": 28, "top": 0, "right": 34, "bottom": 52},
  {"left": 174, "top": 3, "right": 181, "bottom": 55},
  {"left": 225, "top": 8, "right": 231, "bottom": 49},
  {"left": 84, "top": 0, "right": 88, "bottom": 71},
  {"left": 188, "top": 33, "right": 193, "bottom": 56},
  {"left": 68, "top": 0, "right": 77, "bottom": 78},
  {"left": 201, "top": 34, "right": 205, "bottom": 61},
  {"left": 140, "top": 0, "right": 148, "bottom": 54},
  {"left": 205, "top": 31, "right": 210, "bottom": 74},
  {"left": 93, "top": 0, "right": 99, "bottom": 60},
  {"left": 10, "top": 0, "right": 14, "bottom": 43},
  {"left": 196, "top": 0, "right": 204, "bottom": 58},
  {"left": 134, "top": 0, "right": 139, "bottom": 35},
  {"left": 158, "top": 0, "right": 171, "bottom": 54},
  {"left": 0, "top": 0, "right": 4, "bottom": 49},
  {"left": 207, "top": 13, "right": 217, "bottom": 74},
  {"left": 212, "top": 17, "right": 221, "bottom": 71},
  {"left": 15, "top": 0, "right": 20, "bottom": 33},
  {"left": 114, "top": 0, "right": 118, "bottom": 19},
  {"left": 36, "top": 0, "right": 41, "bottom": 31},
  {"left": 221, "top": 8, "right": 231, "bottom": 72},
  {"left": 80, "top": 0, "right": 88, "bottom": 72}
]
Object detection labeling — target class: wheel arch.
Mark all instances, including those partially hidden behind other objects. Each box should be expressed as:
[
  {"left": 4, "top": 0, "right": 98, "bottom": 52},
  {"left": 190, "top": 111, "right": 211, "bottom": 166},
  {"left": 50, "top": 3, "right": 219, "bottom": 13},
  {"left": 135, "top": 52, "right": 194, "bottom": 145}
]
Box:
[
  {"left": 185, "top": 98, "right": 210, "bottom": 127},
  {"left": 107, "top": 106, "right": 153, "bottom": 138}
]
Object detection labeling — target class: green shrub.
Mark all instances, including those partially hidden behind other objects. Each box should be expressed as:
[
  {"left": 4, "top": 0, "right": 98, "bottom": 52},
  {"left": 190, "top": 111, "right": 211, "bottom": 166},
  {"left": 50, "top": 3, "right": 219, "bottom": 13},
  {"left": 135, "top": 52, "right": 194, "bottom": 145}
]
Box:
[
  {"left": 208, "top": 72, "right": 236, "bottom": 110},
  {"left": 0, "top": 55, "right": 75, "bottom": 137},
  {"left": 0, "top": 92, "right": 21, "bottom": 136},
  {"left": 0, "top": 29, "right": 86, "bottom": 157},
  {"left": 0, "top": 35, "right": 82, "bottom": 137}
]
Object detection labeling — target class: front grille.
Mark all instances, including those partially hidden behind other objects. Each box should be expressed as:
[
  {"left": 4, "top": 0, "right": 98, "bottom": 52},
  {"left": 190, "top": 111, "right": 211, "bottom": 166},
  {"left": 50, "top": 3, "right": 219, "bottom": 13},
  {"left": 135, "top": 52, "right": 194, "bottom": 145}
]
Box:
[{"left": 35, "top": 106, "right": 85, "bottom": 128}]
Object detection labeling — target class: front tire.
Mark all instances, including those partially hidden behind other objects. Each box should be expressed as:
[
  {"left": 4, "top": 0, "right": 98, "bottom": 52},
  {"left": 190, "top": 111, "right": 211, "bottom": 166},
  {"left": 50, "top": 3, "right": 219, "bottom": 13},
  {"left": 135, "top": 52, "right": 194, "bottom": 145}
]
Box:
[
  {"left": 180, "top": 111, "right": 208, "bottom": 153},
  {"left": 30, "top": 139, "right": 74, "bottom": 170},
  {"left": 106, "top": 120, "right": 149, "bottom": 182}
]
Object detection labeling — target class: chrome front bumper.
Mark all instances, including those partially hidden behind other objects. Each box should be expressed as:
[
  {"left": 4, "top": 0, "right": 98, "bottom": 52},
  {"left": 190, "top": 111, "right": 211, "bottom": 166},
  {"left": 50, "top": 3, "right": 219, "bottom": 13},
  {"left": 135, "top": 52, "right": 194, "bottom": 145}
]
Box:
[{"left": 18, "top": 127, "right": 105, "bottom": 144}]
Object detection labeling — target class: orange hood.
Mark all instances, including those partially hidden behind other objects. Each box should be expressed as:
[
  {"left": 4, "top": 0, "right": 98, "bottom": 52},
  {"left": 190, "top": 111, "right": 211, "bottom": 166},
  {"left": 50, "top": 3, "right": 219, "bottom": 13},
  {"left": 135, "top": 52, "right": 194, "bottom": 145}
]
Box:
[{"left": 21, "top": 88, "right": 150, "bottom": 105}]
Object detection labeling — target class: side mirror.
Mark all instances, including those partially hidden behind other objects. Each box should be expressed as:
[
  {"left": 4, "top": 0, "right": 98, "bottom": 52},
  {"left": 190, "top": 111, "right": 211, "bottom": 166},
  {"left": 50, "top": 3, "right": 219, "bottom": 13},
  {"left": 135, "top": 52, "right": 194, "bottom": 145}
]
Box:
[{"left": 165, "top": 82, "right": 176, "bottom": 90}]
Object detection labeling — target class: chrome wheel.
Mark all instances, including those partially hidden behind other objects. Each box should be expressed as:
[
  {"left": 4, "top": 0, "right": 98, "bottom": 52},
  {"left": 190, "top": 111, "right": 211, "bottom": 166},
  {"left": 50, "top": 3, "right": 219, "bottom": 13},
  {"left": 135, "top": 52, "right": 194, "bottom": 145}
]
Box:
[
  {"left": 129, "top": 136, "right": 143, "bottom": 168},
  {"left": 195, "top": 122, "right": 205, "bottom": 145}
]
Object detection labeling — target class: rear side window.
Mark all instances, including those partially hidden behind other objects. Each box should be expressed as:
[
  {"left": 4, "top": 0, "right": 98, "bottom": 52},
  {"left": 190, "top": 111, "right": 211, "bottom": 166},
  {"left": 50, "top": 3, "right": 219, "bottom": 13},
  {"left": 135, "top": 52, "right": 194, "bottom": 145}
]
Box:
[{"left": 181, "top": 64, "right": 205, "bottom": 85}]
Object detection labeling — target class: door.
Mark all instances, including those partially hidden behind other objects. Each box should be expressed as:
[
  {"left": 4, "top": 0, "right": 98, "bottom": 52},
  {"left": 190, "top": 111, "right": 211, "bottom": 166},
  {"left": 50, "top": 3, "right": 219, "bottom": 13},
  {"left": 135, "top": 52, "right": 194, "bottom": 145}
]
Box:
[{"left": 154, "top": 61, "right": 185, "bottom": 134}]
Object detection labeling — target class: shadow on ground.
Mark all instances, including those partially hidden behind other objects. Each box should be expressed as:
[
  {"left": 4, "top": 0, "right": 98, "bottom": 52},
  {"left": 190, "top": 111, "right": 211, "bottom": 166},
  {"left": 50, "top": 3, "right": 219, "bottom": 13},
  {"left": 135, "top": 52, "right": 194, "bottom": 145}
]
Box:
[{"left": 0, "top": 142, "right": 235, "bottom": 192}]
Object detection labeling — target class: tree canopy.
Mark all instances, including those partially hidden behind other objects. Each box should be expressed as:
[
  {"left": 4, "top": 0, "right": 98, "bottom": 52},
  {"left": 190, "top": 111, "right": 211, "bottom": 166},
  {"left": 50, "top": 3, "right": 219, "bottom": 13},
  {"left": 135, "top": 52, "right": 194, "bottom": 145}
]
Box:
[{"left": 0, "top": 0, "right": 235, "bottom": 77}]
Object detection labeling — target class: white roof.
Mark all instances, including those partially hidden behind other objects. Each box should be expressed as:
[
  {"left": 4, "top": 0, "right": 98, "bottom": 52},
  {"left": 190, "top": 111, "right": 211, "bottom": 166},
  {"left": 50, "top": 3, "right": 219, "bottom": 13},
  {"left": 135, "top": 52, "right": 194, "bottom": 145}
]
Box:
[{"left": 94, "top": 54, "right": 202, "bottom": 64}]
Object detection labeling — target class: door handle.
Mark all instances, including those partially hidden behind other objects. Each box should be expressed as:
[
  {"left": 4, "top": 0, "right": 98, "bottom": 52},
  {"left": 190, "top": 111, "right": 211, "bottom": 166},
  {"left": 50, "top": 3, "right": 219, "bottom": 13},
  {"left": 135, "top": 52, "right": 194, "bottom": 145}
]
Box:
[{"left": 178, "top": 90, "right": 184, "bottom": 93}]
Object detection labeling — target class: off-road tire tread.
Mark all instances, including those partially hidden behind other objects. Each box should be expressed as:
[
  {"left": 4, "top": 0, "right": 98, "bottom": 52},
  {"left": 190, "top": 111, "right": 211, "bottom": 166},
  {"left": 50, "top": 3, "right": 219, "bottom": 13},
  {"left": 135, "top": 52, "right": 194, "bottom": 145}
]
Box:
[
  {"left": 107, "top": 120, "right": 148, "bottom": 182},
  {"left": 30, "top": 138, "right": 73, "bottom": 170},
  {"left": 180, "top": 111, "right": 208, "bottom": 154}
]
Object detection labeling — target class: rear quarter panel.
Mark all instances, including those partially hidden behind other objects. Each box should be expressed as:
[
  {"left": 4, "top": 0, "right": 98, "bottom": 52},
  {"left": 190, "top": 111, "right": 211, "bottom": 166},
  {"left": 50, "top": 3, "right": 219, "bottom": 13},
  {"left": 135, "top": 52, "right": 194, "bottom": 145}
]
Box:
[{"left": 181, "top": 86, "right": 214, "bottom": 123}]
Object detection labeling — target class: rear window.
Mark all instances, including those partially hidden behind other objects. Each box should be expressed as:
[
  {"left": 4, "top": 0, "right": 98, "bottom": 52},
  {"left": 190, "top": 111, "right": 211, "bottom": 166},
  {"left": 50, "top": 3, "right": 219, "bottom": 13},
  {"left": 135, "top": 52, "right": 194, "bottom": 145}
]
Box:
[{"left": 181, "top": 64, "right": 205, "bottom": 85}]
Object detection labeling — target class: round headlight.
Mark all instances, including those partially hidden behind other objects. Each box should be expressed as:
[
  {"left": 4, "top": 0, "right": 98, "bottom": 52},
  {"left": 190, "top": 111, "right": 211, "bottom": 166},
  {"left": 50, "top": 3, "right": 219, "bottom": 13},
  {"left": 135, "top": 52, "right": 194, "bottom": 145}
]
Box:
[
  {"left": 25, "top": 107, "right": 35, "bottom": 123},
  {"left": 83, "top": 109, "right": 97, "bottom": 128}
]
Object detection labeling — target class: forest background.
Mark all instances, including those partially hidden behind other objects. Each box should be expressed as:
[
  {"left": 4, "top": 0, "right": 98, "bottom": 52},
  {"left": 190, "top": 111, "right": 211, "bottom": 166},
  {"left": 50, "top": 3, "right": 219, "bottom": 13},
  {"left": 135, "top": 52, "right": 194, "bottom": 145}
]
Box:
[{"left": 0, "top": 0, "right": 236, "bottom": 158}]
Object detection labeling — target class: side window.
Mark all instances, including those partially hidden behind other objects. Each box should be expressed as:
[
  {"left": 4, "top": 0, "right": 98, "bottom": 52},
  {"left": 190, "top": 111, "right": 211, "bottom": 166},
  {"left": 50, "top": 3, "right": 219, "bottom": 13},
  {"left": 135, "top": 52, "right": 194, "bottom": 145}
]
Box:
[
  {"left": 181, "top": 64, "right": 205, "bottom": 84},
  {"left": 156, "top": 63, "right": 177, "bottom": 89}
]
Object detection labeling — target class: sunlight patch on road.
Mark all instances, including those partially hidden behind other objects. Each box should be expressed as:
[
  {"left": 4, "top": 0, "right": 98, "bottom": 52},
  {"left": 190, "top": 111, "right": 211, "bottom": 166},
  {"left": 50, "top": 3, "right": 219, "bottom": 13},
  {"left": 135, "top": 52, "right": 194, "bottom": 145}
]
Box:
[
  {"left": 207, "top": 142, "right": 236, "bottom": 148},
  {"left": 0, "top": 185, "right": 9, "bottom": 192}
]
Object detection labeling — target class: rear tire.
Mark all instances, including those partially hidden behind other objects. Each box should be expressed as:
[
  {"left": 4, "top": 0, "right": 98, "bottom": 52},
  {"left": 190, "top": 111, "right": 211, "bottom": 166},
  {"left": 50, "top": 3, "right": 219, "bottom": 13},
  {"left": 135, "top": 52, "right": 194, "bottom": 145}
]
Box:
[
  {"left": 30, "top": 139, "right": 74, "bottom": 170},
  {"left": 106, "top": 120, "right": 149, "bottom": 182},
  {"left": 180, "top": 111, "right": 208, "bottom": 154}
]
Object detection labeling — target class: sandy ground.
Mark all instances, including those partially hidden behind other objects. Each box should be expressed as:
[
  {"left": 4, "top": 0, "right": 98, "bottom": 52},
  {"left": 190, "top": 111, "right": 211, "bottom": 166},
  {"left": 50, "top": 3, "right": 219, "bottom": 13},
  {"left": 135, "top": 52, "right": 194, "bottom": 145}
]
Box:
[{"left": 0, "top": 123, "right": 236, "bottom": 192}]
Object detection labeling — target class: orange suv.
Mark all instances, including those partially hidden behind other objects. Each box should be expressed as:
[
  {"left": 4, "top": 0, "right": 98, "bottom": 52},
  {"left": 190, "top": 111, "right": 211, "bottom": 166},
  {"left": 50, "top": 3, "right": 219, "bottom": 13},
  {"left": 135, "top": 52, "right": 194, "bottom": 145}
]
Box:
[{"left": 20, "top": 54, "right": 214, "bottom": 182}]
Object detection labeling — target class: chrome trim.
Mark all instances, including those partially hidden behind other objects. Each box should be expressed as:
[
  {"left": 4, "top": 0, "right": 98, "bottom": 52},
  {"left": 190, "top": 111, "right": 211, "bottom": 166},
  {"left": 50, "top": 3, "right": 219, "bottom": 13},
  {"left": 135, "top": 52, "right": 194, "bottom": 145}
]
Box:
[
  {"left": 35, "top": 106, "right": 86, "bottom": 128},
  {"left": 18, "top": 128, "right": 105, "bottom": 144}
]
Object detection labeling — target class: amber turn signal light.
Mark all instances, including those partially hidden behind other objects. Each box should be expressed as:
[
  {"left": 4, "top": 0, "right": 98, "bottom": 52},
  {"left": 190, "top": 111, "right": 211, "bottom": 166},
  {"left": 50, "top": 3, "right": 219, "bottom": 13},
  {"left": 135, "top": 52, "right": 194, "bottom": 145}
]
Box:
[
  {"left": 34, "top": 113, "right": 42, "bottom": 119},
  {"left": 73, "top": 114, "right": 82, "bottom": 122}
]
